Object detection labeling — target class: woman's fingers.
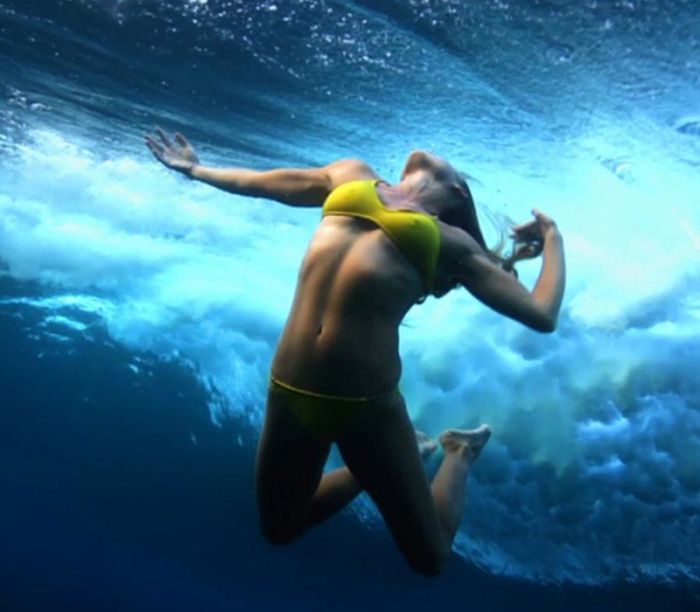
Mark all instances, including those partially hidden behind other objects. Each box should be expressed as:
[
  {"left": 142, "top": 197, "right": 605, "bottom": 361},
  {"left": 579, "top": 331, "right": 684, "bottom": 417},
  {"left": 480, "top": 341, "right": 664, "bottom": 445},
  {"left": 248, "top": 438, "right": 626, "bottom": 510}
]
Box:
[
  {"left": 511, "top": 220, "right": 537, "bottom": 239},
  {"left": 155, "top": 127, "right": 172, "bottom": 148},
  {"left": 174, "top": 132, "right": 189, "bottom": 148},
  {"left": 528, "top": 241, "right": 544, "bottom": 257},
  {"left": 144, "top": 134, "right": 164, "bottom": 157},
  {"left": 532, "top": 208, "right": 554, "bottom": 225},
  {"left": 514, "top": 240, "right": 543, "bottom": 260},
  {"left": 512, "top": 216, "right": 537, "bottom": 231},
  {"left": 512, "top": 210, "right": 556, "bottom": 242}
]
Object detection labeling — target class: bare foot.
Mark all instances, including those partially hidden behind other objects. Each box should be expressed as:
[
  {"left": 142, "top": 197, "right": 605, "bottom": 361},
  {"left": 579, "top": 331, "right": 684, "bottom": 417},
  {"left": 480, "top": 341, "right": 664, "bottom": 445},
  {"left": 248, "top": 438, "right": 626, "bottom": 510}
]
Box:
[
  {"left": 439, "top": 425, "right": 491, "bottom": 464},
  {"left": 415, "top": 430, "right": 438, "bottom": 459}
]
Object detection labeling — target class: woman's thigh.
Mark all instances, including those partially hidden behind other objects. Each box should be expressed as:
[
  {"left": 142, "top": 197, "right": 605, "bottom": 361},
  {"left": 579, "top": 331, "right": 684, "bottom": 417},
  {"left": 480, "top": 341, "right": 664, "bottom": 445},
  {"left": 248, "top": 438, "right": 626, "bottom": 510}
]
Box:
[
  {"left": 255, "top": 384, "right": 331, "bottom": 543},
  {"left": 336, "top": 392, "right": 447, "bottom": 574}
]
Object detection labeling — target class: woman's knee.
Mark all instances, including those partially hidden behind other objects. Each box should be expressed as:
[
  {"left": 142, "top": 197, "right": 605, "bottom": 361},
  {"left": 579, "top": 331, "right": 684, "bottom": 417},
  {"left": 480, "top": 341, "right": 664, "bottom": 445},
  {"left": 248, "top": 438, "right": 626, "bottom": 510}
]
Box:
[
  {"left": 259, "top": 516, "right": 304, "bottom": 546},
  {"left": 402, "top": 538, "right": 450, "bottom": 577}
]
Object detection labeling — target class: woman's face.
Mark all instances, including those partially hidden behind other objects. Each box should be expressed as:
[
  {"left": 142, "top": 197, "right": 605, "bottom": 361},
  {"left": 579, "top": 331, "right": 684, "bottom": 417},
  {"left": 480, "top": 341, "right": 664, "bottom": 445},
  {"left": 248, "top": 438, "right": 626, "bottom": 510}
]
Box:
[
  {"left": 400, "top": 150, "right": 485, "bottom": 246},
  {"left": 401, "top": 150, "right": 472, "bottom": 211},
  {"left": 401, "top": 150, "right": 453, "bottom": 181}
]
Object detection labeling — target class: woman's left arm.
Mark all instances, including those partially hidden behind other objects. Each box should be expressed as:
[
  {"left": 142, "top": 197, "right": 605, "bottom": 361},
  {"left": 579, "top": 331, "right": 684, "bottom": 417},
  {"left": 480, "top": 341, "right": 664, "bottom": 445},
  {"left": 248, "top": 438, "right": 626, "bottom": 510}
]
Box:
[{"left": 445, "top": 210, "right": 566, "bottom": 333}]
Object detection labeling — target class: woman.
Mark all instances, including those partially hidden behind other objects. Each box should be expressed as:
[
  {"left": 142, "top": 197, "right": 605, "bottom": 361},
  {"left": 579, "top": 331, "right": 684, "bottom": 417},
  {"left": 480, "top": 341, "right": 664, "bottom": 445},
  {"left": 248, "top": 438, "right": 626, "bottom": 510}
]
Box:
[{"left": 145, "top": 128, "right": 565, "bottom": 575}]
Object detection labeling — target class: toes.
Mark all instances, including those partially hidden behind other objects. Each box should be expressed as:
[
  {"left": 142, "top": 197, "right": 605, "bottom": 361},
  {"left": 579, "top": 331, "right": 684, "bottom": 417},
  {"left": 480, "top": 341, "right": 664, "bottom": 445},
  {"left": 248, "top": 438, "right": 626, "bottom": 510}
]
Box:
[{"left": 438, "top": 425, "right": 492, "bottom": 454}]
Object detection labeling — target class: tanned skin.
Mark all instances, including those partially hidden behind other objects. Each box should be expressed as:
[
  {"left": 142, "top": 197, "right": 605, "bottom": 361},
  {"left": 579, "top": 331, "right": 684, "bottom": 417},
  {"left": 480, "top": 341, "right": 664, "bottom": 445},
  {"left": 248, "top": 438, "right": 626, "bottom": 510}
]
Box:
[{"left": 146, "top": 129, "right": 565, "bottom": 575}]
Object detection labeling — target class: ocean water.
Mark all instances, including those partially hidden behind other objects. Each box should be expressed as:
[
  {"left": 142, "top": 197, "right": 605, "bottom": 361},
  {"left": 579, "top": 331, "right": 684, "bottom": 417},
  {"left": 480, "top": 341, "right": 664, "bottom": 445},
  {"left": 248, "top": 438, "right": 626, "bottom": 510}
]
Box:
[{"left": 1, "top": 0, "right": 699, "bottom": 610}]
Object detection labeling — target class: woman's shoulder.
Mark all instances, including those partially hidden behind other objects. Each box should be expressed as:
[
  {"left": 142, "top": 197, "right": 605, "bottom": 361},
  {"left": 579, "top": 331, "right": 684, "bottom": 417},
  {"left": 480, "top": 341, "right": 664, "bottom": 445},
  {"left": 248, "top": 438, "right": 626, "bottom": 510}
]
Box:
[{"left": 324, "top": 159, "right": 382, "bottom": 191}]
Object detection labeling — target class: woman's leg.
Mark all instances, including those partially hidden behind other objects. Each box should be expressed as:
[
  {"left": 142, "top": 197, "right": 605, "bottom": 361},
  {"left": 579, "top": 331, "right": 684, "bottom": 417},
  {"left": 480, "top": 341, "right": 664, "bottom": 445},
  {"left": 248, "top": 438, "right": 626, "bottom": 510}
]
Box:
[
  {"left": 256, "top": 385, "right": 330, "bottom": 544},
  {"left": 306, "top": 431, "right": 438, "bottom": 527},
  {"left": 256, "top": 384, "right": 368, "bottom": 543},
  {"left": 256, "top": 384, "right": 441, "bottom": 541},
  {"left": 336, "top": 391, "right": 490, "bottom": 576},
  {"left": 430, "top": 427, "right": 490, "bottom": 547},
  {"left": 305, "top": 467, "right": 363, "bottom": 526}
]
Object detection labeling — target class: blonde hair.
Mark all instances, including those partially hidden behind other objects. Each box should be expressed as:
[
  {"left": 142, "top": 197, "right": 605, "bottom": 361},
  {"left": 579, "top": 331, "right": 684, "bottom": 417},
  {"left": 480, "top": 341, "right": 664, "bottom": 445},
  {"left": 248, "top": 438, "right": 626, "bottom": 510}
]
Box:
[
  {"left": 457, "top": 172, "right": 519, "bottom": 275},
  {"left": 478, "top": 205, "right": 520, "bottom": 274}
]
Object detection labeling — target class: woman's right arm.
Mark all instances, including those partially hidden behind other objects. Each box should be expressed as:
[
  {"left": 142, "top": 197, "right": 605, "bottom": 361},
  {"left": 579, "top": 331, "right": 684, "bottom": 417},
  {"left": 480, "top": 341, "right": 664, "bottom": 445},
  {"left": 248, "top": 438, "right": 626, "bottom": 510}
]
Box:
[
  {"left": 145, "top": 128, "right": 377, "bottom": 207},
  {"left": 188, "top": 163, "right": 348, "bottom": 207}
]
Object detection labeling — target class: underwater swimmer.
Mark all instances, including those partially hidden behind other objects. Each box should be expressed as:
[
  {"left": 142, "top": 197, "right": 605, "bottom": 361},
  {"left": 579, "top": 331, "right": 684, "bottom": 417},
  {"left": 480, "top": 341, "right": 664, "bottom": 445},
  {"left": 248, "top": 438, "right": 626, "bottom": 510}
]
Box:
[{"left": 145, "top": 128, "right": 565, "bottom": 575}]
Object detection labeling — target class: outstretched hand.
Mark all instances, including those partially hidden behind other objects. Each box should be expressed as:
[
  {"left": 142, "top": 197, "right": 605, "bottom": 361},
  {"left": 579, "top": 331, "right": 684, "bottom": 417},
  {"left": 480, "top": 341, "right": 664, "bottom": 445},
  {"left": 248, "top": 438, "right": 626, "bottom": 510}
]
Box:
[{"left": 144, "top": 127, "right": 200, "bottom": 175}]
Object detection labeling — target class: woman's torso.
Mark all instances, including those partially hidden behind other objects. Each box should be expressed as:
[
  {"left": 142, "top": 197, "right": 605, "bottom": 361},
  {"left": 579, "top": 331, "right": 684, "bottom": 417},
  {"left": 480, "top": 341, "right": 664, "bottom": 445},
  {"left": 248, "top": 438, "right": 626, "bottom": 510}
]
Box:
[{"left": 271, "top": 180, "right": 452, "bottom": 396}]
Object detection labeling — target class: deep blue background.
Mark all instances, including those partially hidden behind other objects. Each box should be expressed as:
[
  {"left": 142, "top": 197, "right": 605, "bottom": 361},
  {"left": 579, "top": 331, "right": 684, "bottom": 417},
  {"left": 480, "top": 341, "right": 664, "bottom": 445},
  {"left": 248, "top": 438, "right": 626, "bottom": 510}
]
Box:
[{"left": 1, "top": 276, "right": 697, "bottom": 611}]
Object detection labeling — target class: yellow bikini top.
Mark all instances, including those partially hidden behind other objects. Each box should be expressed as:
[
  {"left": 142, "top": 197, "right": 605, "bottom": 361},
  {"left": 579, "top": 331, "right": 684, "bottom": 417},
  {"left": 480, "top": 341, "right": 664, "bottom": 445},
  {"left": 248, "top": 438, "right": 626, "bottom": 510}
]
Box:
[{"left": 322, "top": 180, "right": 441, "bottom": 291}]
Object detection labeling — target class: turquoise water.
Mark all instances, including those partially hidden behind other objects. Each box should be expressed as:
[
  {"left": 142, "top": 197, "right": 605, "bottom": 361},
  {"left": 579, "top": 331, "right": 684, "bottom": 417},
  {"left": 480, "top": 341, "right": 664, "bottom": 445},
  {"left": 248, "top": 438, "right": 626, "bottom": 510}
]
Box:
[{"left": 1, "top": 1, "right": 699, "bottom": 609}]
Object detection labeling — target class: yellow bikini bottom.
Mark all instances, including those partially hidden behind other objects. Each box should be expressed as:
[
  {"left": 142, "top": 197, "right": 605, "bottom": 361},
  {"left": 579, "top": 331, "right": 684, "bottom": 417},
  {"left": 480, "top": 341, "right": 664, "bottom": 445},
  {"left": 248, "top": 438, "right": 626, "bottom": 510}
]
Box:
[{"left": 269, "top": 376, "right": 400, "bottom": 441}]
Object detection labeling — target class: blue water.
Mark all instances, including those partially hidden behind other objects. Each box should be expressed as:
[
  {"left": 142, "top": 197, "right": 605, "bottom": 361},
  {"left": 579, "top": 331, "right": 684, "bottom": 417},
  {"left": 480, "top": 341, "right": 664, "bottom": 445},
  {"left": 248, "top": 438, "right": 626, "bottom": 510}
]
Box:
[{"left": 1, "top": 0, "right": 699, "bottom": 610}]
